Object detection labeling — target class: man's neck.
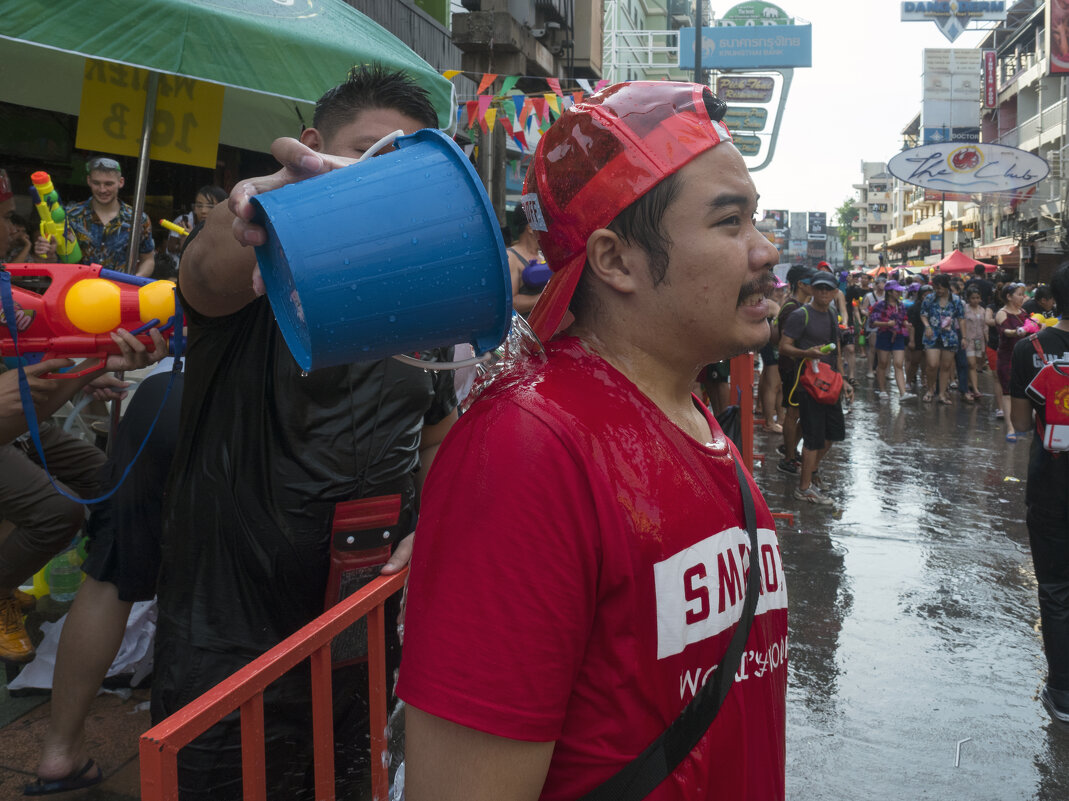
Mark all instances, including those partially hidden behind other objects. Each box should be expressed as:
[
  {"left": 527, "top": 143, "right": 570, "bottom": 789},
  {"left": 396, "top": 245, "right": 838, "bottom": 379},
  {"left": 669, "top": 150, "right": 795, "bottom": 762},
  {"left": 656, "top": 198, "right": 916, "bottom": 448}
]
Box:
[
  {"left": 92, "top": 198, "right": 121, "bottom": 218},
  {"left": 569, "top": 321, "right": 714, "bottom": 444}
]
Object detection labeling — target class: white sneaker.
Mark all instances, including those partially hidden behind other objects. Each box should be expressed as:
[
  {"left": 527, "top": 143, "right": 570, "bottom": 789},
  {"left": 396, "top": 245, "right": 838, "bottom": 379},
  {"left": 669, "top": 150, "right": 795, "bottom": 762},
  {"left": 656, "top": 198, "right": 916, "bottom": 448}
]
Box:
[
  {"left": 900, "top": 392, "right": 917, "bottom": 401},
  {"left": 793, "top": 485, "right": 834, "bottom": 506}
]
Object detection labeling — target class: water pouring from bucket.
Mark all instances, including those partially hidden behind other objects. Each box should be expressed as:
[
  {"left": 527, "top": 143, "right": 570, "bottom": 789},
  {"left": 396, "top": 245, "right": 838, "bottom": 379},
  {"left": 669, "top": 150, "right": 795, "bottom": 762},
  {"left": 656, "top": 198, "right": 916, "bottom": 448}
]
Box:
[{"left": 250, "top": 128, "right": 513, "bottom": 373}]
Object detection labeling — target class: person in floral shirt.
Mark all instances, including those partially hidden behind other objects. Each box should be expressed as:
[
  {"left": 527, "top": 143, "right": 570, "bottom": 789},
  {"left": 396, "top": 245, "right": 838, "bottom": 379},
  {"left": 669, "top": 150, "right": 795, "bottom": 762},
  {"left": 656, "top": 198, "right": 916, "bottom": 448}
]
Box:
[
  {"left": 920, "top": 273, "right": 965, "bottom": 404},
  {"left": 869, "top": 279, "right": 915, "bottom": 401}
]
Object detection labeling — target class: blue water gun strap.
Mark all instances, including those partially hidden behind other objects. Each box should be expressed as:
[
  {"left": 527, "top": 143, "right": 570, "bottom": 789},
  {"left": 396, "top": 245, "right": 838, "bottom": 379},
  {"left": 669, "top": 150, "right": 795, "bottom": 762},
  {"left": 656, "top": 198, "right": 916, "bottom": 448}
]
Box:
[{"left": 0, "top": 265, "right": 183, "bottom": 505}]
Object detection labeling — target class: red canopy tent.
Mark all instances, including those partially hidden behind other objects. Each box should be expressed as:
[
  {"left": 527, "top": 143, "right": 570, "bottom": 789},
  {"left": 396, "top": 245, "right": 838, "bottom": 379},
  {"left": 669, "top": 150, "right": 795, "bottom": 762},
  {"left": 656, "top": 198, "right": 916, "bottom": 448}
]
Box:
[{"left": 934, "top": 249, "right": 997, "bottom": 274}]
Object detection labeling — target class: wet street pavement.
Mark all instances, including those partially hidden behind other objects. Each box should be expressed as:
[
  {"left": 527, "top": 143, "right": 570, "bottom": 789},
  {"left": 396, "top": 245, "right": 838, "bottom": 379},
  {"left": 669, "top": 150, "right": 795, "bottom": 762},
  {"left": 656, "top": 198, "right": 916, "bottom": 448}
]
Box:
[
  {"left": 3, "top": 360, "right": 1068, "bottom": 800},
  {"left": 757, "top": 363, "right": 1069, "bottom": 800}
]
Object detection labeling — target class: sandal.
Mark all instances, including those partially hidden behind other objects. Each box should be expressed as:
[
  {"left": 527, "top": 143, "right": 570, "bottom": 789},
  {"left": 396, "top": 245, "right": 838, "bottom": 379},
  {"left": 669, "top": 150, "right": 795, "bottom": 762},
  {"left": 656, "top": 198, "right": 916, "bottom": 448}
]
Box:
[
  {"left": 1006, "top": 432, "right": 1019, "bottom": 443},
  {"left": 24, "top": 760, "right": 103, "bottom": 796},
  {"left": 938, "top": 396, "right": 953, "bottom": 406},
  {"left": 922, "top": 392, "right": 934, "bottom": 403}
]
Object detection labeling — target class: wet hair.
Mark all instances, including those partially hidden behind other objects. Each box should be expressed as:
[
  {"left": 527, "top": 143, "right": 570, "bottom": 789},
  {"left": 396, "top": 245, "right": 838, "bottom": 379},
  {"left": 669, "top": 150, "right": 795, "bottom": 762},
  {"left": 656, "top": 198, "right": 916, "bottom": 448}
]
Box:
[
  {"left": 1033, "top": 285, "right": 1053, "bottom": 302},
  {"left": 313, "top": 64, "right": 438, "bottom": 141},
  {"left": 570, "top": 173, "right": 682, "bottom": 319},
  {"left": 965, "top": 287, "right": 981, "bottom": 301},
  {"left": 932, "top": 274, "right": 951, "bottom": 290},
  {"left": 197, "top": 185, "right": 227, "bottom": 204},
  {"left": 1001, "top": 282, "right": 1025, "bottom": 303},
  {"left": 973, "top": 264, "right": 986, "bottom": 277},
  {"left": 510, "top": 202, "right": 530, "bottom": 239},
  {"left": 1050, "top": 262, "right": 1069, "bottom": 314}
]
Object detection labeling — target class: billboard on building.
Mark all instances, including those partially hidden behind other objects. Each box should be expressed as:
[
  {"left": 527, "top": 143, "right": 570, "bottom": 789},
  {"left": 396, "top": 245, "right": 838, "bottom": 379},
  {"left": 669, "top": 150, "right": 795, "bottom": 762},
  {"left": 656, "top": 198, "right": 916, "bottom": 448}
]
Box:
[
  {"left": 983, "top": 50, "right": 997, "bottom": 107},
  {"left": 678, "top": 25, "right": 812, "bottom": 69},
  {"left": 789, "top": 212, "right": 807, "bottom": 240},
  {"left": 808, "top": 211, "right": 827, "bottom": 241},
  {"left": 922, "top": 49, "right": 981, "bottom": 138},
  {"left": 717, "top": 2, "right": 793, "bottom": 26},
  {"left": 763, "top": 209, "right": 789, "bottom": 231},
  {"left": 1050, "top": 0, "right": 1069, "bottom": 75},
  {"left": 901, "top": 1, "right": 1008, "bottom": 42}
]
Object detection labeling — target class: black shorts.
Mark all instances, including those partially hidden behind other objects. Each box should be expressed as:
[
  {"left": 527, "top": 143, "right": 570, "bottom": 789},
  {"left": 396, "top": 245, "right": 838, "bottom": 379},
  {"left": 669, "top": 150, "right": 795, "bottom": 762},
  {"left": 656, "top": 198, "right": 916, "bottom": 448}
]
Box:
[
  {"left": 780, "top": 361, "right": 801, "bottom": 408},
  {"left": 799, "top": 391, "right": 846, "bottom": 450},
  {"left": 759, "top": 343, "right": 778, "bottom": 368},
  {"left": 840, "top": 328, "right": 855, "bottom": 347},
  {"left": 82, "top": 371, "right": 183, "bottom": 602}
]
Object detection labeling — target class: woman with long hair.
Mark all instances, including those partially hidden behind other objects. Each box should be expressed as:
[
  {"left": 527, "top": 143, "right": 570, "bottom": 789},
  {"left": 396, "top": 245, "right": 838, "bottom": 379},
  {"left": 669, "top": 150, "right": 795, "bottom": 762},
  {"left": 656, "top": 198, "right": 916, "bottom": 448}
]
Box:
[
  {"left": 995, "top": 282, "right": 1031, "bottom": 440},
  {"left": 868, "top": 280, "right": 915, "bottom": 400},
  {"left": 961, "top": 287, "right": 988, "bottom": 401},
  {"left": 920, "top": 274, "right": 964, "bottom": 405}
]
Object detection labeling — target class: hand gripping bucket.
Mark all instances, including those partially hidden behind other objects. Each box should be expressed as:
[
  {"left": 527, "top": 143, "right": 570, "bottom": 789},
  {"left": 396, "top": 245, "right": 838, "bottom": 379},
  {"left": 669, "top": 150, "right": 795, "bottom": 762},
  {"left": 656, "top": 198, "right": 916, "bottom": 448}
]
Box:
[{"left": 250, "top": 128, "right": 512, "bottom": 371}]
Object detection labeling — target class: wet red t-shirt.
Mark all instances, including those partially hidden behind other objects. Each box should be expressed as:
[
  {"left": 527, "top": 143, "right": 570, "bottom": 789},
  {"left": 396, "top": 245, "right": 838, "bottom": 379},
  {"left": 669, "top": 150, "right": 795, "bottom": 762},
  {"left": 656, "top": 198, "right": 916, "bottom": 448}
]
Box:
[{"left": 398, "top": 338, "right": 788, "bottom": 800}]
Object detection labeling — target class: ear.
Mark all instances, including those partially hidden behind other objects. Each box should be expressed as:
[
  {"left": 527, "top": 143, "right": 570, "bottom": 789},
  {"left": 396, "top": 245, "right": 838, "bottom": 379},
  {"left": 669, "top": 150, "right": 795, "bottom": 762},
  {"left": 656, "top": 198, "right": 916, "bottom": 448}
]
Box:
[
  {"left": 117, "top": 176, "right": 125, "bottom": 190},
  {"left": 584, "top": 228, "right": 645, "bottom": 296},
  {"left": 299, "top": 127, "right": 324, "bottom": 152}
]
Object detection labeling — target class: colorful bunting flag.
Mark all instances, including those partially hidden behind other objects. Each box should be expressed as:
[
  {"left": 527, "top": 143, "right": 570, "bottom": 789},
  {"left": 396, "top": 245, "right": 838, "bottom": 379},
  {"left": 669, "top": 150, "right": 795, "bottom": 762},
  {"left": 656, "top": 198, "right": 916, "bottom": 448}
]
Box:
[
  {"left": 513, "top": 95, "right": 526, "bottom": 121},
  {"left": 498, "top": 76, "right": 520, "bottom": 96},
  {"left": 546, "top": 78, "right": 563, "bottom": 97},
  {"left": 545, "top": 93, "right": 561, "bottom": 117},
  {"left": 443, "top": 69, "right": 461, "bottom": 80},
  {"left": 532, "top": 96, "right": 548, "bottom": 123},
  {"left": 576, "top": 78, "right": 592, "bottom": 94},
  {"left": 595, "top": 79, "right": 609, "bottom": 92},
  {"left": 484, "top": 107, "right": 497, "bottom": 132},
  {"left": 476, "top": 73, "right": 498, "bottom": 95},
  {"left": 465, "top": 100, "right": 478, "bottom": 130}
]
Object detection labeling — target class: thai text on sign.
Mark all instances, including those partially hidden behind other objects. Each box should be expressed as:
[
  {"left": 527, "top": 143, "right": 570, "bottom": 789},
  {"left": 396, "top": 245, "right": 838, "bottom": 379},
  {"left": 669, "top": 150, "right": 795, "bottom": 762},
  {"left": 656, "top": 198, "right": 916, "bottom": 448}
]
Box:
[{"left": 76, "top": 60, "right": 224, "bottom": 169}]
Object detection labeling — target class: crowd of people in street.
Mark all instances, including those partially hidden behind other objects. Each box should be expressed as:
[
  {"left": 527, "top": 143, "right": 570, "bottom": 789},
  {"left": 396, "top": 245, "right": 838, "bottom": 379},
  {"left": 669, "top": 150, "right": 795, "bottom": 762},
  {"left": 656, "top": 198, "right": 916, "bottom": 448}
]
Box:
[{"left": 1, "top": 68, "right": 1066, "bottom": 801}]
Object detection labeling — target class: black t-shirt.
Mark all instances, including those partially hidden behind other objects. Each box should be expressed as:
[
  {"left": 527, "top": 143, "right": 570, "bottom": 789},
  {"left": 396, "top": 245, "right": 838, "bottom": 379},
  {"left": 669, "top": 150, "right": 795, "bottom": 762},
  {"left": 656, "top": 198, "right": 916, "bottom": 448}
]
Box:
[
  {"left": 965, "top": 277, "right": 994, "bottom": 307},
  {"left": 783, "top": 303, "right": 840, "bottom": 371},
  {"left": 159, "top": 285, "right": 456, "bottom": 654},
  {"left": 1009, "top": 326, "right": 1069, "bottom": 511},
  {"left": 844, "top": 285, "right": 866, "bottom": 326},
  {"left": 776, "top": 297, "right": 804, "bottom": 374}
]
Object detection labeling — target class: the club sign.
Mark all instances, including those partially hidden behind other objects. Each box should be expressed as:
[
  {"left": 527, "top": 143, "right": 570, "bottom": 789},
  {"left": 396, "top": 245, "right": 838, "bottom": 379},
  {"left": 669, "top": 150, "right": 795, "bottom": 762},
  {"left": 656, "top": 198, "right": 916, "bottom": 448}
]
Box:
[{"left": 888, "top": 142, "right": 1049, "bottom": 192}]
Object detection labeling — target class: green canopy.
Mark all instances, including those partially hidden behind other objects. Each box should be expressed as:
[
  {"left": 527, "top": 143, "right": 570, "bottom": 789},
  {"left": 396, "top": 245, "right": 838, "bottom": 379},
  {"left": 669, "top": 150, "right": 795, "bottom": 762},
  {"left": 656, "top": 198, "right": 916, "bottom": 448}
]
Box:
[{"left": 0, "top": 0, "right": 457, "bottom": 150}]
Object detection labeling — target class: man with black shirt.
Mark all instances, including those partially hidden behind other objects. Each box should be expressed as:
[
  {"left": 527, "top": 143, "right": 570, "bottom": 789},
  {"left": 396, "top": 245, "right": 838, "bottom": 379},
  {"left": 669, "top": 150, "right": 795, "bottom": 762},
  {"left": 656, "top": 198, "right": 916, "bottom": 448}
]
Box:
[
  {"left": 1010, "top": 262, "right": 1069, "bottom": 733},
  {"left": 964, "top": 263, "right": 995, "bottom": 307},
  {"left": 843, "top": 271, "right": 867, "bottom": 385},
  {"left": 156, "top": 66, "right": 457, "bottom": 800},
  {"left": 780, "top": 271, "right": 853, "bottom": 506},
  {"left": 776, "top": 265, "right": 814, "bottom": 474},
  {"left": 1024, "top": 285, "right": 1057, "bottom": 318}
]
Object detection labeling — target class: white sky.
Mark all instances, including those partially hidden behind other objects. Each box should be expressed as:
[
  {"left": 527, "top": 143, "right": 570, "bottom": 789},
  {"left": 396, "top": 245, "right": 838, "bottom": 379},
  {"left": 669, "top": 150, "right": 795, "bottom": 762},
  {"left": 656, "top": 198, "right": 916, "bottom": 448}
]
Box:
[{"left": 737, "top": 2, "right": 990, "bottom": 223}]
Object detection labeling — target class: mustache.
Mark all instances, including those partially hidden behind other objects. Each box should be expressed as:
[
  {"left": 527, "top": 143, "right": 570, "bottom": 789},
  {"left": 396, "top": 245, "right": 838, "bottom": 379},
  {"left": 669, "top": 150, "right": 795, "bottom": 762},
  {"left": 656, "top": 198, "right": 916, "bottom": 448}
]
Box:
[{"left": 737, "top": 270, "right": 776, "bottom": 305}]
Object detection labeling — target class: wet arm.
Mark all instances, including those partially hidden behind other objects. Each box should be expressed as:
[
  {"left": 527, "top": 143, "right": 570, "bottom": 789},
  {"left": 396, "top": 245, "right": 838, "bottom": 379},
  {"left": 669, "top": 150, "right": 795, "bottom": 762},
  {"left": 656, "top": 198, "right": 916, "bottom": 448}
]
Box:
[
  {"left": 1010, "top": 397, "right": 1033, "bottom": 433},
  {"left": 405, "top": 705, "right": 554, "bottom": 801}
]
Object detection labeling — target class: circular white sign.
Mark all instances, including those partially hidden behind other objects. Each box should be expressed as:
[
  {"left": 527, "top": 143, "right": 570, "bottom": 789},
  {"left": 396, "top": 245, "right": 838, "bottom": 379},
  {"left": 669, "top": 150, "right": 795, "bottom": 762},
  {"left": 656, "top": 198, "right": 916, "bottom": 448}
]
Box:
[{"left": 888, "top": 142, "right": 1049, "bottom": 193}]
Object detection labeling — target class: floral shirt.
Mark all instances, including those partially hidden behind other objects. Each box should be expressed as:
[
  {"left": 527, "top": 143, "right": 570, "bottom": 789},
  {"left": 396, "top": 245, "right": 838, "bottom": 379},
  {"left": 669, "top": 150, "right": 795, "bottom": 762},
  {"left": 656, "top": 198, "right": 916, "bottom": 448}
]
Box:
[
  {"left": 920, "top": 293, "right": 965, "bottom": 349},
  {"left": 66, "top": 199, "right": 154, "bottom": 274},
  {"left": 868, "top": 299, "right": 910, "bottom": 337}
]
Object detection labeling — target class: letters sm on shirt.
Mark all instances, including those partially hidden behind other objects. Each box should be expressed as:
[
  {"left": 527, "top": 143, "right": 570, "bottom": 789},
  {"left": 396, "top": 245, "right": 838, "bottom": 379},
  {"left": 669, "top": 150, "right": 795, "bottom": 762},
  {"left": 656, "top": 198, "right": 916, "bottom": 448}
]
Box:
[{"left": 654, "top": 527, "right": 786, "bottom": 659}]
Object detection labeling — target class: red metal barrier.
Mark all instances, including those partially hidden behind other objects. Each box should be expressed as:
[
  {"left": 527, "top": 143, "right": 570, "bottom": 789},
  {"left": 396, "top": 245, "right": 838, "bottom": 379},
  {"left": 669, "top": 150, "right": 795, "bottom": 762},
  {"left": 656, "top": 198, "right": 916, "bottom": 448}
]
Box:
[{"left": 139, "top": 568, "right": 407, "bottom": 801}]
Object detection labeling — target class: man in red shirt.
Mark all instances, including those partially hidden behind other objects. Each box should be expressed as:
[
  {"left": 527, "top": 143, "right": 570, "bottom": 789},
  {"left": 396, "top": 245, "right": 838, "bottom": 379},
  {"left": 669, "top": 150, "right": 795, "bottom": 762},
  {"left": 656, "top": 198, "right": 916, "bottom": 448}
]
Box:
[{"left": 397, "top": 82, "right": 787, "bottom": 800}]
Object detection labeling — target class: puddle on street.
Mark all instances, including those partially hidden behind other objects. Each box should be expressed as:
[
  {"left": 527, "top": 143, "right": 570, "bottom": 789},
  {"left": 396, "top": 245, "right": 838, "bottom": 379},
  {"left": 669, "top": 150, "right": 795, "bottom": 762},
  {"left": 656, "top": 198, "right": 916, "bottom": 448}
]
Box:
[{"left": 756, "top": 370, "right": 1069, "bottom": 801}]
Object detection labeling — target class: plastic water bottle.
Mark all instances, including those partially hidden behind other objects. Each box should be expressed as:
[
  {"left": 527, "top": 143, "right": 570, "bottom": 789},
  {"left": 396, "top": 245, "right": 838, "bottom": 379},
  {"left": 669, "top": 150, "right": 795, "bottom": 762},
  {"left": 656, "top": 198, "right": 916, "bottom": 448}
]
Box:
[{"left": 46, "top": 543, "right": 85, "bottom": 602}]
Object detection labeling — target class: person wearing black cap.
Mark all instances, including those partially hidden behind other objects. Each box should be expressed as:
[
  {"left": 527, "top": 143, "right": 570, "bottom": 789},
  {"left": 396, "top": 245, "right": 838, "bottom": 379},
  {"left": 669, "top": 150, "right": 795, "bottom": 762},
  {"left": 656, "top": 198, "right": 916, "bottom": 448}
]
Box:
[
  {"left": 779, "top": 270, "right": 853, "bottom": 505},
  {"left": 775, "top": 265, "right": 815, "bottom": 473}
]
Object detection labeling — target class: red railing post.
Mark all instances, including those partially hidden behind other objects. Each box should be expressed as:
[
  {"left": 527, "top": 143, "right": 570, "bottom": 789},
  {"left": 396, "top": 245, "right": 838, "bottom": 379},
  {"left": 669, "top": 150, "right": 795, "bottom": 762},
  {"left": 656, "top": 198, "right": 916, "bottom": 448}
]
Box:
[
  {"left": 139, "top": 569, "right": 407, "bottom": 801},
  {"left": 240, "top": 694, "right": 267, "bottom": 801},
  {"left": 367, "top": 604, "right": 389, "bottom": 801},
  {"left": 310, "top": 645, "right": 336, "bottom": 801}
]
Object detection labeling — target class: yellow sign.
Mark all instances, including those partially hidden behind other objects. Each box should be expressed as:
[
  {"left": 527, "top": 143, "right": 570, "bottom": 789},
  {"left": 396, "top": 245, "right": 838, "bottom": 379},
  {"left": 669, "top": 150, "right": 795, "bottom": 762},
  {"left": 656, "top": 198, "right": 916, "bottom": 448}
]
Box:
[{"left": 76, "top": 60, "right": 224, "bottom": 169}]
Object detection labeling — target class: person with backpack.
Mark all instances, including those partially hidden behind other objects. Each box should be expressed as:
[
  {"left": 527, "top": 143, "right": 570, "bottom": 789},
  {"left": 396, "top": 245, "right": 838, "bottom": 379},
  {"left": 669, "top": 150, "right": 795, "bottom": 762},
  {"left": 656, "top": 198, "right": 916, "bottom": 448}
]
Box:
[
  {"left": 1009, "top": 261, "right": 1069, "bottom": 733},
  {"left": 779, "top": 271, "right": 853, "bottom": 506}
]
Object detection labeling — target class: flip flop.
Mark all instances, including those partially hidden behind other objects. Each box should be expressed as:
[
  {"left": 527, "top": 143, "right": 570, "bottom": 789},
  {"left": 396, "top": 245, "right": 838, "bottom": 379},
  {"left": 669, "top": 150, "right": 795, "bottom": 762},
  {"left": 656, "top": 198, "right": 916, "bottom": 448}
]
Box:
[
  {"left": 938, "top": 396, "right": 952, "bottom": 406},
  {"left": 923, "top": 392, "right": 934, "bottom": 403},
  {"left": 23, "top": 759, "right": 103, "bottom": 796},
  {"left": 1006, "top": 433, "right": 1019, "bottom": 443}
]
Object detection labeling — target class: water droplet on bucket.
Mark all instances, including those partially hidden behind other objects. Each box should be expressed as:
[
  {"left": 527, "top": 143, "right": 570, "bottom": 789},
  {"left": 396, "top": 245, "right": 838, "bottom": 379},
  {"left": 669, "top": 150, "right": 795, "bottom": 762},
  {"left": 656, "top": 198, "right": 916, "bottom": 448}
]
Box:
[
  {"left": 389, "top": 315, "right": 396, "bottom": 323},
  {"left": 411, "top": 237, "right": 418, "bottom": 245},
  {"left": 462, "top": 232, "right": 469, "bottom": 239},
  {"left": 343, "top": 258, "right": 350, "bottom": 265}
]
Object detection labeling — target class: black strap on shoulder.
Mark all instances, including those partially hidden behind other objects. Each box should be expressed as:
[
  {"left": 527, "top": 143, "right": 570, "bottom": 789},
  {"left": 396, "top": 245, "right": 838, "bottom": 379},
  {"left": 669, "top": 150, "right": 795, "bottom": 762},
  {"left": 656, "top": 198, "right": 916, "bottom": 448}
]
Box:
[{"left": 578, "top": 458, "right": 763, "bottom": 801}]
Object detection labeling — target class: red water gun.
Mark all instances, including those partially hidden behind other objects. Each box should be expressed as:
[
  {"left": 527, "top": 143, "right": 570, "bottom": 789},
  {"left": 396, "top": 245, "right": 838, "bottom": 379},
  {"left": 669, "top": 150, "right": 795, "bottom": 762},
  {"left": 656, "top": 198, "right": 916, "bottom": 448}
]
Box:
[{"left": 0, "top": 263, "right": 180, "bottom": 378}]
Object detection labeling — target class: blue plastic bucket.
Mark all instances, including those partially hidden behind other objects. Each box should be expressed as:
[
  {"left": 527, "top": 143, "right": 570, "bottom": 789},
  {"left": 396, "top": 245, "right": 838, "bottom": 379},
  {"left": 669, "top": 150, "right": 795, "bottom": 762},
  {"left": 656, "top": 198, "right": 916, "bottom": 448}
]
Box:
[{"left": 251, "top": 128, "right": 511, "bottom": 372}]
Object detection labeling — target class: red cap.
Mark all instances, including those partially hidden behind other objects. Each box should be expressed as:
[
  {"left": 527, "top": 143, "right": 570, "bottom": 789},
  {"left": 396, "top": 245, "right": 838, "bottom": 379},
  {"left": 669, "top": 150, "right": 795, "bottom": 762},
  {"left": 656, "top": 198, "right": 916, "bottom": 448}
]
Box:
[
  {"left": 522, "top": 81, "right": 732, "bottom": 342},
  {"left": 0, "top": 170, "right": 12, "bottom": 204}
]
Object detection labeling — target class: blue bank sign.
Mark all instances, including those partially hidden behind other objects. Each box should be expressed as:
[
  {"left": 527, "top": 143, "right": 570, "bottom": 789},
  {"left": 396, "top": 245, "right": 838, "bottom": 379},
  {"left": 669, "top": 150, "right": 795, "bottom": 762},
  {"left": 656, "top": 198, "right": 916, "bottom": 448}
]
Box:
[{"left": 679, "top": 25, "right": 812, "bottom": 70}]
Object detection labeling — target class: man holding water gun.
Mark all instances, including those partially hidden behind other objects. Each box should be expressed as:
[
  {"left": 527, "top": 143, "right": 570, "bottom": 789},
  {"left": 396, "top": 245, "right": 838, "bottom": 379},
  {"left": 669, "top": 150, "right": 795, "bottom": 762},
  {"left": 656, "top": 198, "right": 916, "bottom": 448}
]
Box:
[
  {"left": 34, "top": 156, "right": 155, "bottom": 277},
  {"left": 0, "top": 167, "right": 165, "bottom": 665}
]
